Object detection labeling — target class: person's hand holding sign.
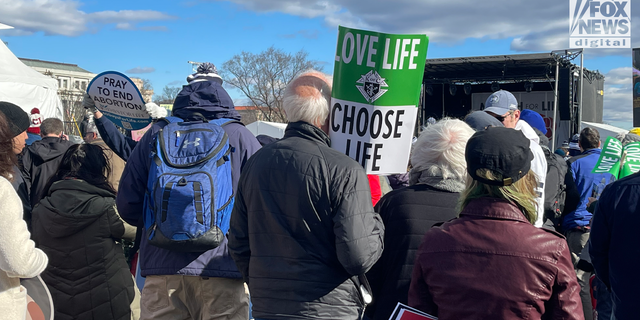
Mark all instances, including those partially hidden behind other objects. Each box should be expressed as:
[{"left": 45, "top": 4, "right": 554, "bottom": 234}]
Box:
[
  {"left": 83, "top": 93, "right": 104, "bottom": 119},
  {"left": 86, "top": 71, "right": 152, "bottom": 130}
]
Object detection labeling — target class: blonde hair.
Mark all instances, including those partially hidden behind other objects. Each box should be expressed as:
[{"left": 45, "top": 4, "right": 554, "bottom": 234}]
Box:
[{"left": 459, "top": 169, "right": 538, "bottom": 224}]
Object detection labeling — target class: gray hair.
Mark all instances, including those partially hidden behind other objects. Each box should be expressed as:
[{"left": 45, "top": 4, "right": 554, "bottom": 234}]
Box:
[
  {"left": 615, "top": 132, "right": 640, "bottom": 146},
  {"left": 84, "top": 121, "right": 100, "bottom": 139},
  {"left": 282, "top": 70, "right": 332, "bottom": 125},
  {"left": 410, "top": 118, "right": 475, "bottom": 184}
]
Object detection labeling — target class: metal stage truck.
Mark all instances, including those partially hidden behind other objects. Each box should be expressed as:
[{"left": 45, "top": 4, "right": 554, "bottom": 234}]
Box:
[{"left": 419, "top": 50, "right": 604, "bottom": 149}]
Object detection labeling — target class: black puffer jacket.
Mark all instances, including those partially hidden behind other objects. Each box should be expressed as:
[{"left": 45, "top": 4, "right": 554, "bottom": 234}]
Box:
[
  {"left": 32, "top": 179, "right": 133, "bottom": 320},
  {"left": 365, "top": 184, "right": 460, "bottom": 320},
  {"left": 228, "top": 122, "right": 385, "bottom": 320},
  {"left": 21, "top": 136, "right": 74, "bottom": 206}
]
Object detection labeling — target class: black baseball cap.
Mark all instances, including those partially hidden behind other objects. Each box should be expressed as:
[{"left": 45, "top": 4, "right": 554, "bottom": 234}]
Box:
[
  {"left": 0, "top": 101, "right": 30, "bottom": 138},
  {"left": 465, "top": 127, "right": 533, "bottom": 186}
]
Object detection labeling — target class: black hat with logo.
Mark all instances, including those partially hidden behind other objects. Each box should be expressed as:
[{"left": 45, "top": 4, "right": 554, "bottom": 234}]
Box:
[{"left": 465, "top": 127, "right": 533, "bottom": 186}]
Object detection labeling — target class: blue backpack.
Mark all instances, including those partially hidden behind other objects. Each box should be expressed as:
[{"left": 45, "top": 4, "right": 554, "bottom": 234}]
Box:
[{"left": 144, "top": 116, "right": 236, "bottom": 252}]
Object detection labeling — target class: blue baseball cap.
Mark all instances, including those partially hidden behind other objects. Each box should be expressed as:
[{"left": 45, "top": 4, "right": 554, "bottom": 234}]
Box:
[{"left": 484, "top": 90, "right": 519, "bottom": 116}]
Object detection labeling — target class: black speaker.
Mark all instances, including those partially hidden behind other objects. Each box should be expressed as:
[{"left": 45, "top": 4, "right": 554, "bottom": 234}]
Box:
[{"left": 558, "top": 68, "right": 571, "bottom": 121}]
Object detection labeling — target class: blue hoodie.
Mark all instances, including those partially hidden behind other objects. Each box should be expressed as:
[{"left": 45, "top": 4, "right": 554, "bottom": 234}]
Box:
[{"left": 116, "top": 80, "right": 261, "bottom": 278}]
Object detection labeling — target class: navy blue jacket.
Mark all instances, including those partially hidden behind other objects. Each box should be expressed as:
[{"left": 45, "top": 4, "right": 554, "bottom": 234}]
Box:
[
  {"left": 116, "top": 80, "right": 261, "bottom": 278},
  {"left": 95, "top": 116, "right": 137, "bottom": 162},
  {"left": 562, "top": 149, "right": 614, "bottom": 230},
  {"left": 590, "top": 172, "right": 640, "bottom": 319}
]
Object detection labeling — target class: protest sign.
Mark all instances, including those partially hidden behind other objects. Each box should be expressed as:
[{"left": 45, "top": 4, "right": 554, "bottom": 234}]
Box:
[
  {"left": 593, "top": 137, "right": 623, "bottom": 176},
  {"left": 388, "top": 303, "right": 438, "bottom": 320},
  {"left": 331, "top": 26, "right": 428, "bottom": 174},
  {"left": 87, "top": 71, "right": 151, "bottom": 130},
  {"left": 592, "top": 137, "right": 640, "bottom": 178},
  {"left": 620, "top": 141, "right": 640, "bottom": 177}
]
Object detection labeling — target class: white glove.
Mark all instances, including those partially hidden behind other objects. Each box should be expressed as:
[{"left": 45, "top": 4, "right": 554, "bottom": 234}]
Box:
[
  {"left": 145, "top": 102, "right": 168, "bottom": 119},
  {"left": 82, "top": 93, "right": 97, "bottom": 112}
]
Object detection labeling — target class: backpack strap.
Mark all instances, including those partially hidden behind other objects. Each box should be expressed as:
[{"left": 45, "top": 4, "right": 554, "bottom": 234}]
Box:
[
  {"left": 210, "top": 118, "right": 244, "bottom": 127},
  {"left": 158, "top": 116, "right": 183, "bottom": 125}
]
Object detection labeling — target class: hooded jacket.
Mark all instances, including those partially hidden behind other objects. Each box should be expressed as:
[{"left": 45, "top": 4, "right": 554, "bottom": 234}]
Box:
[
  {"left": 515, "top": 120, "right": 547, "bottom": 227},
  {"left": 531, "top": 128, "right": 569, "bottom": 230},
  {"left": 408, "top": 198, "right": 583, "bottom": 320},
  {"left": 21, "top": 136, "right": 74, "bottom": 207},
  {"left": 32, "top": 179, "right": 133, "bottom": 320},
  {"left": 116, "top": 80, "right": 261, "bottom": 278},
  {"left": 228, "top": 122, "right": 385, "bottom": 320}
]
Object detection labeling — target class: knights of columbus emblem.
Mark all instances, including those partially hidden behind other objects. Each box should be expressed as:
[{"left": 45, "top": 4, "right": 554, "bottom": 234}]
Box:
[{"left": 356, "top": 70, "right": 388, "bottom": 103}]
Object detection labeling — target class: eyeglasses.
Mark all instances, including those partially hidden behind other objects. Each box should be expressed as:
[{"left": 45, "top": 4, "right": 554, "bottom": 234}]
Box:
[{"left": 494, "top": 110, "right": 515, "bottom": 122}]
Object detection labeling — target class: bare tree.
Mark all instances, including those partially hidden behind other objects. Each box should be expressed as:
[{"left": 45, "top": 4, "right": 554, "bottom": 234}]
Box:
[
  {"left": 131, "top": 78, "right": 154, "bottom": 102},
  {"left": 154, "top": 85, "right": 181, "bottom": 104},
  {"left": 58, "top": 89, "right": 85, "bottom": 137},
  {"left": 221, "top": 47, "right": 324, "bottom": 123}
]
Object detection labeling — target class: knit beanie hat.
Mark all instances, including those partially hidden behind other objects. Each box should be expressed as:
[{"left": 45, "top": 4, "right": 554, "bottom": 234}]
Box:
[
  {"left": 519, "top": 109, "right": 547, "bottom": 135},
  {"left": 28, "top": 108, "right": 44, "bottom": 134},
  {"left": 0, "top": 101, "right": 30, "bottom": 137},
  {"left": 569, "top": 134, "right": 581, "bottom": 156},
  {"left": 186, "top": 62, "right": 223, "bottom": 85}
]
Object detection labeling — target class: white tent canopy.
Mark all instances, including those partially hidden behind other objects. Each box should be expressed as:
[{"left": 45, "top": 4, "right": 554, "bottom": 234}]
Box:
[
  {"left": 0, "top": 39, "right": 63, "bottom": 120},
  {"left": 246, "top": 121, "right": 288, "bottom": 139},
  {"left": 581, "top": 121, "right": 627, "bottom": 141}
]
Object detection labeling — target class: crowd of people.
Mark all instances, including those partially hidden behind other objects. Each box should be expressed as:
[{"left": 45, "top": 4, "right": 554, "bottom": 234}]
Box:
[{"left": 0, "top": 63, "right": 638, "bottom": 320}]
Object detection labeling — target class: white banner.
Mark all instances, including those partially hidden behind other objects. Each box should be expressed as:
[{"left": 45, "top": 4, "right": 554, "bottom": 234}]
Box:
[
  {"left": 87, "top": 71, "right": 151, "bottom": 130},
  {"left": 330, "top": 98, "right": 417, "bottom": 175}
]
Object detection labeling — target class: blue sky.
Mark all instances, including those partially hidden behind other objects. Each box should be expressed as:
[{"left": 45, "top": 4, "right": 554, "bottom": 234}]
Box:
[{"left": 0, "top": 0, "right": 637, "bottom": 128}]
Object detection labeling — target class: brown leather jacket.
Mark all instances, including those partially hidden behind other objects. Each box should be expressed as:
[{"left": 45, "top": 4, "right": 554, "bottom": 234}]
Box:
[{"left": 408, "top": 197, "right": 583, "bottom": 320}]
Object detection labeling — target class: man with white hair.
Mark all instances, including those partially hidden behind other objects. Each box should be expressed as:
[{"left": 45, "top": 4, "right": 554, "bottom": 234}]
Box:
[
  {"left": 484, "top": 90, "right": 547, "bottom": 228},
  {"left": 228, "top": 70, "right": 385, "bottom": 320}
]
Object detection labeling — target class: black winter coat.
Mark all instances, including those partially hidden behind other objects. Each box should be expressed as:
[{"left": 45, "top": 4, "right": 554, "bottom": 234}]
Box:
[
  {"left": 32, "top": 179, "right": 134, "bottom": 320},
  {"left": 21, "top": 136, "right": 74, "bottom": 206},
  {"left": 590, "top": 171, "right": 640, "bottom": 320},
  {"left": 365, "top": 184, "right": 460, "bottom": 320},
  {"left": 228, "top": 122, "right": 385, "bottom": 320}
]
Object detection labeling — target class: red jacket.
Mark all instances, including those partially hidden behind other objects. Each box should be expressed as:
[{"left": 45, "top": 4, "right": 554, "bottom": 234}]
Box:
[
  {"left": 409, "top": 197, "right": 583, "bottom": 320},
  {"left": 368, "top": 175, "right": 382, "bottom": 206}
]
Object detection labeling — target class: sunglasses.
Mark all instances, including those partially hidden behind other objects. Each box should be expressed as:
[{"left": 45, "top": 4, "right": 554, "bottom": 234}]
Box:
[{"left": 494, "top": 111, "right": 515, "bottom": 122}]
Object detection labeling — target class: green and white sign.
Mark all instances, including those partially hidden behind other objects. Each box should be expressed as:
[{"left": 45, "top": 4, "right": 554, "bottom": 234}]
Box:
[
  {"left": 592, "top": 136, "right": 640, "bottom": 178},
  {"left": 620, "top": 142, "right": 640, "bottom": 177},
  {"left": 330, "top": 26, "right": 428, "bottom": 174}
]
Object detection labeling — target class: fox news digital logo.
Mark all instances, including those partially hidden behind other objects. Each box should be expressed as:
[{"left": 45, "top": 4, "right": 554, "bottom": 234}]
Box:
[{"left": 570, "top": 0, "right": 631, "bottom": 48}]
